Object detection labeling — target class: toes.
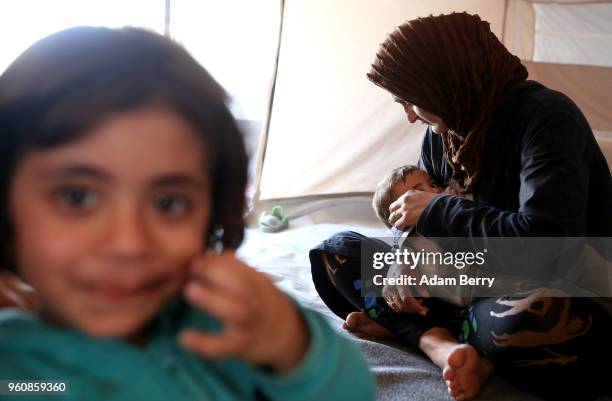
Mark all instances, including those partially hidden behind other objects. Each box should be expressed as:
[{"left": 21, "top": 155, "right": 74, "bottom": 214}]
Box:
[
  {"left": 345, "top": 311, "right": 370, "bottom": 329},
  {"left": 443, "top": 345, "right": 493, "bottom": 401},
  {"left": 450, "top": 385, "right": 462, "bottom": 398},
  {"left": 447, "top": 386, "right": 464, "bottom": 400},
  {"left": 443, "top": 366, "right": 455, "bottom": 381},
  {"left": 446, "top": 377, "right": 462, "bottom": 397},
  {"left": 447, "top": 346, "right": 467, "bottom": 370},
  {"left": 345, "top": 312, "right": 360, "bottom": 328}
]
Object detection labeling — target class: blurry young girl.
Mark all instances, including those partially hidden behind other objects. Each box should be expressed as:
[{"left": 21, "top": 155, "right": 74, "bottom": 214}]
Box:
[{"left": 0, "top": 27, "right": 375, "bottom": 400}]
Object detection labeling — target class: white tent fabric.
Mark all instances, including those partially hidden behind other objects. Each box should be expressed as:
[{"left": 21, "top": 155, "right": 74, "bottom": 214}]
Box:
[
  {"left": 533, "top": 2, "right": 612, "bottom": 67},
  {"left": 253, "top": 0, "right": 612, "bottom": 205}
]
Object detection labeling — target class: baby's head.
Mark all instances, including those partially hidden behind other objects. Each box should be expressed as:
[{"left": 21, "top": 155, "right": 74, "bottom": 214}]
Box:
[
  {"left": 373, "top": 165, "right": 441, "bottom": 228},
  {"left": 0, "top": 27, "right": 247, "bottom": 338}
]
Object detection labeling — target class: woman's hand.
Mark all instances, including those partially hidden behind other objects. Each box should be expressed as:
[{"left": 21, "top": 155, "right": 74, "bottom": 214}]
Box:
[
  {"left": 179, "top": 252, "right": 310, "bottom": 374},
  {"left": 382, "top": 262, "right": 429, "bottom": 316},
  {"left": 388, "top": 190, "right": 439, "bottom": 230}
]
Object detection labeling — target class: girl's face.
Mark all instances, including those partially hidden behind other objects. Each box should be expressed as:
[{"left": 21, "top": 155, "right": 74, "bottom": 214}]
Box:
[{"left": 9, "top": 108, "right": 211, "bottom": 339}]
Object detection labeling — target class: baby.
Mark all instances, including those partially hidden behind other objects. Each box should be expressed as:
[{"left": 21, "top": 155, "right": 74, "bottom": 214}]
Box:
[{"left": 373, "top": 164, "right": 459, "bottom": 229}]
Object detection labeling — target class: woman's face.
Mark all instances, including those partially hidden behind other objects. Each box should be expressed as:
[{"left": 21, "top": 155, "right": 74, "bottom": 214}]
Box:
[
  {"left": 9, "top": 108, "right": 211, "bottom": 339},
  {"left": 395, "top": 98, "right": 448, "bottom": 134}
]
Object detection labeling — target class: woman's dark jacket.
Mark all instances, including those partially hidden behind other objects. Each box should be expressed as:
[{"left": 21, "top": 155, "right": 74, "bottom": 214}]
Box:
[{"left": 418, "top": 81, "right": 611, "bottom": 239}]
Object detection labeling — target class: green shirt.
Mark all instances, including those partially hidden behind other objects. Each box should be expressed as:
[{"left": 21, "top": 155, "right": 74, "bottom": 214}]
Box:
[{"left": 0, "top": 299, "right": 375, "bottom": 400}]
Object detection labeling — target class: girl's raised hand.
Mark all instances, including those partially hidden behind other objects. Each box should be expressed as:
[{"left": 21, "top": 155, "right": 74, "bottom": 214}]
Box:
[{"left": 179, "top": 252, "right": 310, "bottom": 374}]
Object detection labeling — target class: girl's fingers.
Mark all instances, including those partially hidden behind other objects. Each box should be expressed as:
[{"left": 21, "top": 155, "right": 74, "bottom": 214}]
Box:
[
  {"left": 189, "top": 252, "right": 259, "bottom": 298},
  {"left": 182, "top": 253, "right": 309, "bottom": 372},
  {"left": 183, "top": 282, "right": 255, "bottom": 326},
  {"left": 179, "top": 328, "right": 248, "bottom": 360}
]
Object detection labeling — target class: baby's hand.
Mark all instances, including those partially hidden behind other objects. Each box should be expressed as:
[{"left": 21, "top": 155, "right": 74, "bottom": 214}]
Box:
[
  {"left": 179, "top": 252, "right": 309, "bottom": 374},
  {"left": 382, "top": 263, "right": 429, "bottom": 316}
]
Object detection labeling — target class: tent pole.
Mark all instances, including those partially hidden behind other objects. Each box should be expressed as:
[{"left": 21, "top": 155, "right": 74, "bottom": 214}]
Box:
[
  {"left": 250, "top": 0, "right": 285, "bottom": 212},
  {"left": 164, "top": 0, "right": 172, "bottom": 37},
  {"left": 501, "top": 0, "right": 509, "bottom": 44}
]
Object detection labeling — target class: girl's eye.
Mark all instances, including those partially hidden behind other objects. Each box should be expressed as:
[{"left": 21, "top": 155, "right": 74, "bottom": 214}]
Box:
[
  {"left": 154, "top": 194, "right": 192, "bottom": 217},
  {"left": 55, "top": 187, "right": 98, "bottom": 210}
]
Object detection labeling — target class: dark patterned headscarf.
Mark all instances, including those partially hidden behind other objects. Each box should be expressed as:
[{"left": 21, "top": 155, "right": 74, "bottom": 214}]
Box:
[{"left": 367, "top": 12, "right": 527, "bottom": 193}]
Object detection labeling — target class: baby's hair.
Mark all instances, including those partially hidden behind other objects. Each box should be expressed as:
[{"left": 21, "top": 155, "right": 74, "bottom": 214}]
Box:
[
  {"left": 0, "top": 27, "right": 247, "bottom": 271},
  {"left": 372, "top": 165, "right": 420, "bottom": 229}
]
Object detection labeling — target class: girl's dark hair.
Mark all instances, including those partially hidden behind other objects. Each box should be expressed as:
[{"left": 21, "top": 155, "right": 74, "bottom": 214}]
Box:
[{"left": 0, "top": 27, "right": 248, "bottom": 270}]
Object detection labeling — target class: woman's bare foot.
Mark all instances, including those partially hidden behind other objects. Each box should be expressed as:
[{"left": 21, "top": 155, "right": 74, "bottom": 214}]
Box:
[
  {"left": 442, "top": 344, "right": 494, "bottom": 400},
  {"left": 419, "top": 327, "right": 494, "bottom": 400},
  {"left": 342, "top": 312, "right": 398, "bottom": 341}
]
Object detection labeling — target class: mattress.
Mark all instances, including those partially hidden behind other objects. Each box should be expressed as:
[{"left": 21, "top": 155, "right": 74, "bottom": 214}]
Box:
[{"left": 236, "top": 223, "right": 546, "bottom": 401}]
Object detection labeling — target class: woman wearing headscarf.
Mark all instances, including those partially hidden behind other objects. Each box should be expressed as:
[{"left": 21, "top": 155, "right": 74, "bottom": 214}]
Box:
[{"left": 311, "top": 12, "right": 611, "bottom": 401}]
